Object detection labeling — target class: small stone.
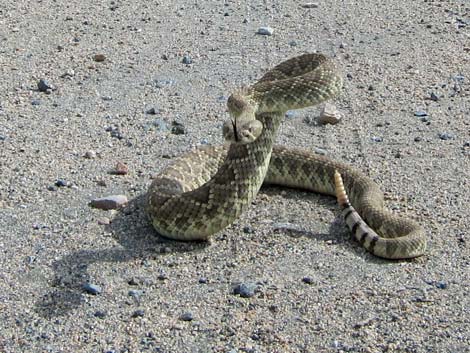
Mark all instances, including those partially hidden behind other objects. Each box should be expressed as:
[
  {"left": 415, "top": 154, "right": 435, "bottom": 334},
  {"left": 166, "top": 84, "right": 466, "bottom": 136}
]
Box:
[
  {"left": 38, "top": 79, "right": 52, "bottom": 92},
  {"left": 438, "top": 132, "right": 455, "bottom": 140},
  {"left": 109, "top": 161, "right": 129, "bottom": 175},
  {"left": 339, "top": 42, "right": 347, "bottom": 49},
  {"left": 301, "top": 2, "right": 319, "bottom": 8},
  {"left": 182, "top": 55, "right": 192, "bottom": 64},
  {"left": 97, "top": 217, "right": 111, "bottom": 225},
  {"left": 435, "top": 281, "right": 448, "bottom": 289},
  {"left": 314, "top": 148, "right": 327, "bottom": 155},
  {"left": 89, "top": 195, "right": 128, "bottom": 210},
  {"left": 371, "top": 136, "right": 383, "bottom": 142},
  {"left": 414, "top": 110, "right": 428, "bottom": 117},
  {"left": 171, "top": 121, "right": 186, "bottom": 135},
  {"left": 157, "top": 273, "right": 168, "bottom": 280},
  {"left": 94, "top": 310, "right": 106, "bottom": 318},
  {"left": 257, "top": 27, "right": 274, "bottom": 36},
  {"left": 318, "top": 103, "right": 342, "bottom": 125},
  {"left": 146, "top": 107, "right": 158, "bottom": 115},
  {"left": 464, "top": 141, "right": 470, "bottom": 147},
  {"left": 83, "top": 283, "right": 102, "bottom": 295},
  {"left": 288, "top": 40, "right": 298, "bottom": 47},
  {"left": 31, "top": 99, "right": 41, "bottom": 106},
  {"left": 102, "top": 96, "right": 113, "bottom": 101},
  {"left": 55, "top": 179, "right": 69, "bottom": 187},
  {"left": 84, "top": 150, "right": 96, "bottom": 159},
  {"left": 285, "top": 111, "right": 297, "bottom": 119},
  {"left": 93, "top": 54, "right": 106, "bottom": 62},
  {"left": 302, "top": 276, "right": 314, "bottom": 284},
  {"left": 132, "top": 309, "right": 145, "bottom": 318},
  {"left": 414, "top": 136, "right": 422, "bottom": 142},
  {"left": 233, "top": 283, "right": 257, "bottom": 298},
  {"left": 47, "top": 185, "right": 58, "bottom": 192},
  {"left": 128, "top": 289, "right": 143, "bottom": 298},
  {"left": 154, "top": 79, "right": 174, "bottom": 88},
  {"left": 243, "top": 225, "right": 254, "bottom": 234},
  {"left": 198, "top": 277, "right": 208, "bottom": 284},
  {"left": 429, "top": 92, "right": 439, "bottom": 101},
  {"left": 179, "top": 312, "right": 194, "bottom": 321}
]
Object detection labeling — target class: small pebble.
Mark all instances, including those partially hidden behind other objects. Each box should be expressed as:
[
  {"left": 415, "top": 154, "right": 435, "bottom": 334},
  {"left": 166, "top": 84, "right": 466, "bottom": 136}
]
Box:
[
  {"left": 146, "top": 107, "right": 159, "bottom": 115},
  {"left": 89, "top": 195, "right": 128, "bottom": 210},
  {"left": 288, "top": 40, "right": 298, "bottom": 47},
  {"left": 302, "top": 276, "right": 314, "bottom": 284},
  {"left": 179, "top": 312, "right": 194, "bottom": 321},
  {"left": 429, "top": 92, "right": 439, "bottom": 101},
  {"left": 171, "top": 120, "right": 186, "bottom": 135},
  {"left": 84, "top": 150, "right": 96, "bottom": 159},
  {"left": 257, "top": 27, "right": 274, "bottom": 36},
  {"left": 318, "top": 103, "right": 342, "bottom": 125},
  {"left": 31, "top": 100, "right": 41, "bottom": 106},
  {"left": 414, "top": 137, "right": 422, "bottom": 142},
  {"left": 109, "top": 161, "right": 129, "bottom": 175},
  {"left": 47, "top": 185, "right": 58, "bottom": 192},
  {"left": 83, "top": 283, "right": 102, "bottom": 295},
  {"left": 93, "top": 54, "right": 106, "bottom": 62},
  {"left": 102, "top": 96, "right": 113, "bottom": 101},
  {"left": 301, "top": 2, "right": 319, "bottom": 8},
  {"left": 55, "top": 179, "right": 69, "bottom": 187},
  {"left": 132, "top": 309, "right": 145, "bottom": 318},
  {"left": 97, "top": 217, "right": 111, "bottom": 225},
  {"left": 371, "top": 136, "right": 383, "bottom": 142},
  {"left": 243, "top": 225, "right": 254, "bottom": 234},
  {"left": 37, "top": 79, "right": 52, "bottom": 92},
  {"left": 94, "top": 310, "right": 106, "bottom": 318},
  {"left": 233, "top": 283, "right": 257, "bottom": 298},
  {"left": 182, "top": 55, "right": 192, "bottom": 64},
  {"left": 314, "top": 148, "right": 327, "bottom": 155},
  {"left": 438, "top": 132, "right": 455, "bottom": 140},
  {"left": 198, "top": 277, "right": 208, "bottom": 284},
  {"left": 128, "top": 289, "right": 143, "bottom": 298},
  {"left": 435, "top": 281, "right": 448, "bottom": 289},
  {"left": 414, "top": 110, "right": 428, "bottom": 117}
]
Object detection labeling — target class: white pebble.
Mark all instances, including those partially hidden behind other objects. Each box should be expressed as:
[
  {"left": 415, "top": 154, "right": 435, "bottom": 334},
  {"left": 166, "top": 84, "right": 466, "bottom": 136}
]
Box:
[{"left": 257, "top": 27, "right": 274, "bottom": 36}]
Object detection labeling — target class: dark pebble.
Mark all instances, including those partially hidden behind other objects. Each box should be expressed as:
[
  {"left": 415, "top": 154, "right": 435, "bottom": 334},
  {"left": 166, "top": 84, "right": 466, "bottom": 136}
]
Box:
[
  {"left": 438, "top": 132, "right": 456, "bottom": 140},
  {"left": 430, "top": 92, "right": 439, "bottom": 101},
  {"left": 414, "top": 137, "right": 422, "bottom": 142},
  {"left": 464, "top": 141, "right": 470, "bottom": 147},
  {"left": 0, "top": 134, "right": 6, "bottom": 141},
  {"left": 371, "top": 136, "right": 383, "bottom": 142},
  {"left": 171, "top": 121, "right": 186, "bottom": 135},
  {"left": 146, "top": 107, "right": 159, "bottom": 115},
  {"left": 233, "top": 283, "right": 257, "bottom": 298},
  {"left": 179, "top": 312, "right": 194, "bottom": 321},
  {"left": 94, "top": 310, "right": 106, "bottom": 318},
  {"left": 55, "top": 179, "right": 69, "bottom": 187},
  {"left": 83, "top": 283, "right": 102, "bottom": 295},
  {"left": 435, "top": 281, "right": 448, "bottom": 289},
  {"left": 157, "top": 273, "right": 168, "bottom": 280},
  {"left": 243, "top": 225, "right": 254, "bottom": 234},
  {"left": 198, "top": 277, "right": 208, "bottom": 284},
  {"left": 38, "top": 79, "right": 52, "bottom": 92},
  {"left": 132, "top": 309, "right": 145, "bottom": 318},
  {"left": 414, "top": 110, "right": 428, "bottom": 117},
  {"left": 302, "top": 276, "right": 314, "bottom": 284},
  {"left": 182, "top": 55, "right": 192, "bottom": 64},
  {"left": 47, "top": 185, "right": 58, "bottom": 192},
  {"left": 31, "top": 100, "right": 41, "bottom": 106}
]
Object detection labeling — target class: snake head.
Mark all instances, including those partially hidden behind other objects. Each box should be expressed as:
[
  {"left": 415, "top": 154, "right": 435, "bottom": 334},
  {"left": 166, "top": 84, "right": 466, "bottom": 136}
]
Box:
[{"left": 222, "top": 118, "right": 263, "bottom": 144}]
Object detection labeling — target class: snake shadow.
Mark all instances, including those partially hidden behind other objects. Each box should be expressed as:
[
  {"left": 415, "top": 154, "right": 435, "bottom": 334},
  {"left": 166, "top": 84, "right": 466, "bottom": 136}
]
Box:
[
  {"left": 34, "top": 194, "right": 210, "bottom": 319},
  {"left": 259, "top": 185, "right": 397, "bottom": 263}
]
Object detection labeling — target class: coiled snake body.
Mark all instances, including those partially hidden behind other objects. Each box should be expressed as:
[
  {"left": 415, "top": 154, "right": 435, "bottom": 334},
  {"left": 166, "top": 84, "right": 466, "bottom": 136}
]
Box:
[{"left": 147, "top": 54, "right": 426, "bottom": 259}]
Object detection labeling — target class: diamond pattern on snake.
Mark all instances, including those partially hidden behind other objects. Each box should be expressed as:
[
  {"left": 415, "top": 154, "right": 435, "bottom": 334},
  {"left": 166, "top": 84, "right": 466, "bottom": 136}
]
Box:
[{"left": 146, "top": 53, "right": 426, "bottom": 259}]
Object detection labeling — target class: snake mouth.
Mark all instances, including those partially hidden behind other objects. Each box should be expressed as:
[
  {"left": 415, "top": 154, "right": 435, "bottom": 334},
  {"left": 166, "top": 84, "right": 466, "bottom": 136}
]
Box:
[{"left": 232, "top": 119, "right": 239, "bottom": 142}]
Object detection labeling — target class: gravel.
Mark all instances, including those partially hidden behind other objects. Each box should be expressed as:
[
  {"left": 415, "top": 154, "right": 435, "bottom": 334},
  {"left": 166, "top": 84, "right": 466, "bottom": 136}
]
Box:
[{"left": 0, "top": 0, "right": 469, "bottom": 352}]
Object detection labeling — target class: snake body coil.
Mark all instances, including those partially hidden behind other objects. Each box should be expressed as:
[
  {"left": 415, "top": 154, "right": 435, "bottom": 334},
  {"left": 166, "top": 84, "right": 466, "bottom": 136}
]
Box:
[{"left": 146, "top": 54, "right": 426, "bottom": 259}]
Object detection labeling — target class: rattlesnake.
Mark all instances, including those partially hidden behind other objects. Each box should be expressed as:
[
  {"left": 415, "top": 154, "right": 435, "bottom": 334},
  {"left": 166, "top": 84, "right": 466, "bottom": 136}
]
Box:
[{"left": 146, "top": 53, "right": 426, "bottom": 259}]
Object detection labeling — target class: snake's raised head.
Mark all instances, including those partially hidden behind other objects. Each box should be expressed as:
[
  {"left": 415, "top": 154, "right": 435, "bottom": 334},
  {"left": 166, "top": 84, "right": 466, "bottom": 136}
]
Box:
[
  {"left": 222, "top": 118, "right": 263, "bottom": 144},
  {"left": 224, "top": 88, "right": 262, "bottom": 144}
]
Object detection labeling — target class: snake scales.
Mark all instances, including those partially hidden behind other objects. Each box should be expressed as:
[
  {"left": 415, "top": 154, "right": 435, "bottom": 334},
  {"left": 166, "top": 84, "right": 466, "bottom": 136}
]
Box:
[{"left": 147, "top": 53, "right": 426, "bottom": 259}]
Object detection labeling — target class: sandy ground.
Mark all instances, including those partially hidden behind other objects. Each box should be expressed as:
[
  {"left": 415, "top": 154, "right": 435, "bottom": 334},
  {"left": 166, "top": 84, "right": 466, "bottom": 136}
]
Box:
[{"left": 0, "top": 0, "right": 469, "bottom": 352}]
